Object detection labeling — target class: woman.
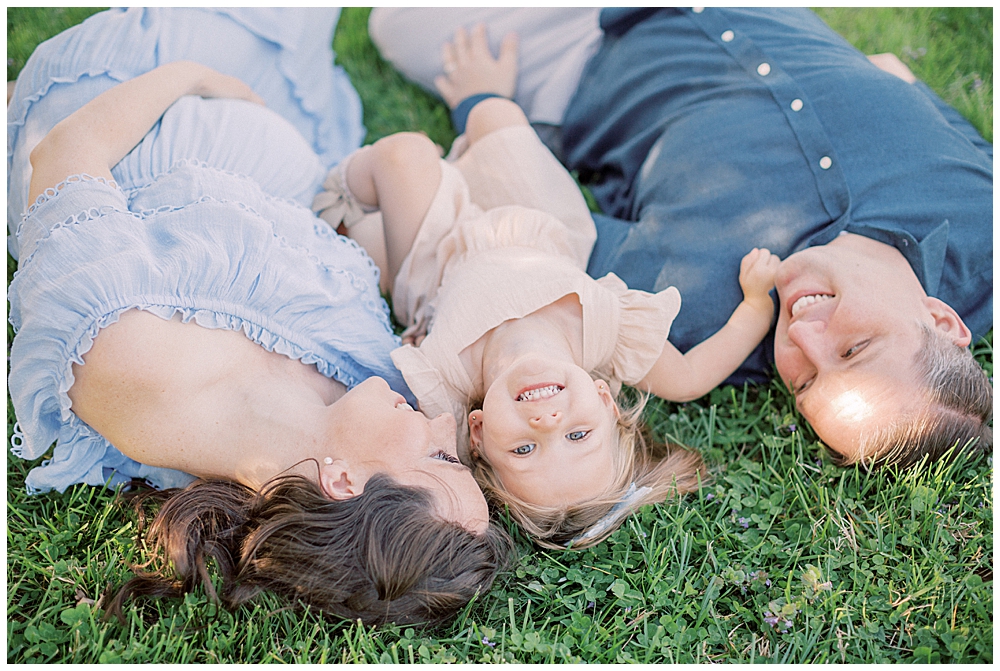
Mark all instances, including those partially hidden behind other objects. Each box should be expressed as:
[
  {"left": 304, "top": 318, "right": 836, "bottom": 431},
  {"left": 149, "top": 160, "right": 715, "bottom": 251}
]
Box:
[{"left": 7, "top": 8, "right": 510, "bottom": 626}]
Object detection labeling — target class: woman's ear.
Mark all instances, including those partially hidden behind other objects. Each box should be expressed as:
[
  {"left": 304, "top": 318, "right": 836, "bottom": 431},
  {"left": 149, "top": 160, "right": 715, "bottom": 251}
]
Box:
[
  {"left": 923, "top": 296, "right": 972, "bottom": 347},
  {"left": 319, "top": 458, "right": 365, "bottom": 500}
]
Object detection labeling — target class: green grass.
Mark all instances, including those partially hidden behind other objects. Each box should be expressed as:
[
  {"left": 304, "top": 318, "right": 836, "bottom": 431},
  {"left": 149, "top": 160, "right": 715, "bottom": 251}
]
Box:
[{"left": 7, "top": 7, "right": 993, "bottom": 663}]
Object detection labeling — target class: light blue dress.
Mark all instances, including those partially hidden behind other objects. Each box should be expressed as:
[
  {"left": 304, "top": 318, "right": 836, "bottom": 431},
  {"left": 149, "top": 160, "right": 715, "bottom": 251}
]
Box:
[{"left": 7, "top": 8, "right": 412, "bottom": 494}]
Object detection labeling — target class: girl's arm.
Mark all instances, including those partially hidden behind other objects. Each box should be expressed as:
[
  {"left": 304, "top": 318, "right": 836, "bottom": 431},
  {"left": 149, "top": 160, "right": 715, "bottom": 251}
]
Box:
[
  {"left": 28, "top": 61, "right": 263, "bottom": 203},
  {"left": 638, "top": 248, "right": 780, "bottom": 402}
]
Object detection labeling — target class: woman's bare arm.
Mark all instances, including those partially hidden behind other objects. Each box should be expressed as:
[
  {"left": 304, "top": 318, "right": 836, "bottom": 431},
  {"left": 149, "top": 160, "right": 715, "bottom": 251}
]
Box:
[
  {"left": 638, "top": 248, "right": 780, "bottom": 402},
  {"left": 28, "top": 61, "right": 262, "bottom": 203}
]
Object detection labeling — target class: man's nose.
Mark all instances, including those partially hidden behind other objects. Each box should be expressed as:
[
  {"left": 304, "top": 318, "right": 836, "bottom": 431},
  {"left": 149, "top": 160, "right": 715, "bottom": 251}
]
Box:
[
  {"left": 786, "top": 319, "right": 830, "bottom": 361},
  {"left": 528, "top": 411, "right": 561, "bottom": 429}
]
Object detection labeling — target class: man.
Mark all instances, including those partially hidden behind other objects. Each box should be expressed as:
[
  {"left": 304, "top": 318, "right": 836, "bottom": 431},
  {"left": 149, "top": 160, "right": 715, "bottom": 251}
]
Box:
[{"left": 370, "top": 7, "right": 992, "bottom": 468}]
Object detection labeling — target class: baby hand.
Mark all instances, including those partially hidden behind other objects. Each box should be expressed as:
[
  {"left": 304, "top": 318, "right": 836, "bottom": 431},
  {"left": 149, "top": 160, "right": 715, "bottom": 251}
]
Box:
[
  {"left": 434, "top": 23, "right": 518, "bottom": 109},
  {"left": 739, "top": 248, "right": 780, "bottom": 311},
  {"left": 401, "top": 333, "right": 427, "bottom": 347}
]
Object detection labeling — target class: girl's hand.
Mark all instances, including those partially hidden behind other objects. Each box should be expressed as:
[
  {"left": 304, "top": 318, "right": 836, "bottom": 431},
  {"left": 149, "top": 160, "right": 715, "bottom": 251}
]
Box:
[
  {"left": 434, "top": 23, "right": 518, "bottom": 109},
  {"left": 739, "top": 247, "right": 780, "bottom": 312}
]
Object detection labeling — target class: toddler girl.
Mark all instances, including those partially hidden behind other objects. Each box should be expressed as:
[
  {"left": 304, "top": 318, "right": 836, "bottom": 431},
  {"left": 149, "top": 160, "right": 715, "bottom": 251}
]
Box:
[{"left": 313, "top": 31, "right": 778, "bottom": 548}]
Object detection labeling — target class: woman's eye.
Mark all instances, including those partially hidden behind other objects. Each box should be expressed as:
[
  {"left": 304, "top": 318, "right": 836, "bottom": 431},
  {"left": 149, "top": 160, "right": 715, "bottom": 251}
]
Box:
[
  {"left": 566, "top": 430, "right": 591, "bottom": 441},
  {"left": 795, "top": 378, "right": 813, "bottom": 395},
  {"left": 512, "top": 444, "right": 535, "bottom": 455},
  {"left": 433, "top": 450, "right": 460, "bottom": 464}
]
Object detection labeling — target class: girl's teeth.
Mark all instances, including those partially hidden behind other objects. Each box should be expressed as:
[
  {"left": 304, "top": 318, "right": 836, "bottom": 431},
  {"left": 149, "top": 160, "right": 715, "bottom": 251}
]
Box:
[
  {"left": 517, "top": 385, "right": 563, "bottom": 402},
  {"left": 791, "top": 294, "right": 833, "bottom": 316}
]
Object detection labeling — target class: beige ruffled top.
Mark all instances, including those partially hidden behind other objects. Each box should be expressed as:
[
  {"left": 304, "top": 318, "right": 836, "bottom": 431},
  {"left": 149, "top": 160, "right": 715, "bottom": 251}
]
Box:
[{"left": 387, "top": 125, "right": 682, "bottom": 462}]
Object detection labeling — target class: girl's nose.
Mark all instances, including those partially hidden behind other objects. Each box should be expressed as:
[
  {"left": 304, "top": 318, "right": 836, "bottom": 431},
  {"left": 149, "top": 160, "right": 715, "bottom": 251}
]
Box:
[{"left": 528, "top": 411, "right": 560, "bottom": 429}]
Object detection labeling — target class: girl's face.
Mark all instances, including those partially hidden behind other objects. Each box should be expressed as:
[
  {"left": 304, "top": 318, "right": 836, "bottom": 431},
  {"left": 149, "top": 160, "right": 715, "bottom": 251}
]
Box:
[{"left": 471, "top": 357, "right": 619, "bottom": 506}]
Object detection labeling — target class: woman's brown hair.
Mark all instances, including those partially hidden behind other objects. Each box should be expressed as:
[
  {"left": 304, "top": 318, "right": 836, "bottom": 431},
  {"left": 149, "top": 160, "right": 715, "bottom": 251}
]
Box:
[{"left": 105, "top": 473, "right": 513, "bottom": 627}]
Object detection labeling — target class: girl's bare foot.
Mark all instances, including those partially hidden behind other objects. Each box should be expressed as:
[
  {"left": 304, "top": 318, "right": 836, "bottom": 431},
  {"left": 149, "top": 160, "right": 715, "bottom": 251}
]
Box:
[{"left": 434, "top": 23, "right": 518, "bottom": 109}]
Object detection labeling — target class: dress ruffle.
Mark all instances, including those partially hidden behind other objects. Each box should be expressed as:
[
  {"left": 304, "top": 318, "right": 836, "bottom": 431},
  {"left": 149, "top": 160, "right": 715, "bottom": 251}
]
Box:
[
  {"left": 592, "top": 273, "right": 682, "bottom": 393},
  {"left": 9, "top": 168, "right": 410, "bottom": 493}
]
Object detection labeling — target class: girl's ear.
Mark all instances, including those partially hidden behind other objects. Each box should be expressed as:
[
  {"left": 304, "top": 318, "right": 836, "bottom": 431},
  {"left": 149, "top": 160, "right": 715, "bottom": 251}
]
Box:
[
  {"left": 594, "top": 378, "right": 620, "bottom": 419},
  {"left": 468, "top": 411, "right": 484, "bottom": 457},
  {"left": 320, "top": 459, "right": 365, "bottom": 500},
  {"left": 923, "top": 296, "right": 972, "bottom": 347}
]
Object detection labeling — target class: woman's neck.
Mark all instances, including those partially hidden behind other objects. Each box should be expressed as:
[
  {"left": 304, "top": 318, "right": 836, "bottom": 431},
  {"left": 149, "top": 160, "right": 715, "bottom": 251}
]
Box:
[{"left": 227, "top": 378, "right": 334, "bottom": 490}]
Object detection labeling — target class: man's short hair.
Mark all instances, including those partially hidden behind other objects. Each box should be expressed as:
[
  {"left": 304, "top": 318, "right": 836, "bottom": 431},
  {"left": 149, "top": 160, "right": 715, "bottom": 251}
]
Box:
[{"left": 852, "top": 324, "right": 992, "bottom": 469}]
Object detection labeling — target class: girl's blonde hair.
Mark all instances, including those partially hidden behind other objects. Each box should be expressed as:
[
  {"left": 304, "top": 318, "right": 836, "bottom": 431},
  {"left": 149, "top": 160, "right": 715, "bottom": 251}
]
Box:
[{"left": 471, "top": 392, "right": 706, "bottom": 550}]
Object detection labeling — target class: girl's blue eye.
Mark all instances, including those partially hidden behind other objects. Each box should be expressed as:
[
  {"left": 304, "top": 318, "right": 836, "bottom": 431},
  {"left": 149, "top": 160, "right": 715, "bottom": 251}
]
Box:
[
  {"left": 513, "top": 444, "right": 535, "bottom": 455},
  {"left": 567, "top": 430, "right": 591, "bottom": 441}
]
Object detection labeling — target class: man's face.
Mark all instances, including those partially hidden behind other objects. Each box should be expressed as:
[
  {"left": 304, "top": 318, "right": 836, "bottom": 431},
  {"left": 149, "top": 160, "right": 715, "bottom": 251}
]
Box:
[{"left": 772, "top": 234, "right": 970, "bottom": 463}]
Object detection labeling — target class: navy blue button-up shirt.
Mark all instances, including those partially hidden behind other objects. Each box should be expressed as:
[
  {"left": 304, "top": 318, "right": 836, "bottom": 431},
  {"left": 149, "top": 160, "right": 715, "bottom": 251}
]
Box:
[{"left": 566, "top": 8, "right": 992, "bottom": 383}]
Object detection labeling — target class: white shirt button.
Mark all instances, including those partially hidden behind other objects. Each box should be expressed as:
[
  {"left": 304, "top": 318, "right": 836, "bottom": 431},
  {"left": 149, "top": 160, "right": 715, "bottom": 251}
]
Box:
[
  {"left": 757, "top": 62, "right": 771, "bottom": 76},
  {"left": 790, "top": 98, "right": 804, "bottom": 112},
  {"left": 819, "top": 156, "right": 833, "bottom": 170},
  {"left": 721, "top": 30, "right": 734, "bottom": 42},
  {"left": 693, "top": 7, "right": 704, "bottom": 13}
]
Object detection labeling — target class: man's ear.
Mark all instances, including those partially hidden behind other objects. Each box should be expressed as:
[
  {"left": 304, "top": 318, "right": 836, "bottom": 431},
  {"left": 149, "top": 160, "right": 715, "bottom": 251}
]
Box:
[
  {"left": 319, "top": 459, "right": 366, "bottom": 501},
  {"left": 923, "top": 296, "right": 972, "bottom": 347}
]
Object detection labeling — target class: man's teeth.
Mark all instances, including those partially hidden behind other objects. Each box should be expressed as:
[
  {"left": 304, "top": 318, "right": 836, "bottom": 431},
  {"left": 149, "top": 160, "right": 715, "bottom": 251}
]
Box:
[
  {"left": 791, "top": 294, "right": 833, "bottom": 316},
  {"left": 517, "top": 385, "right": 563, "bottom": 402}
]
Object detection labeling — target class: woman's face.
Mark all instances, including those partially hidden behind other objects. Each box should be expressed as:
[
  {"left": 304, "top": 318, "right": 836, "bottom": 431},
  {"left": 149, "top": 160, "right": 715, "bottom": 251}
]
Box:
[
  {"left": 472, "top": 357, "right": 619, "bottom": 507},
  {"left": 329, "top": 377, "right": 489, "bottom": 533}
]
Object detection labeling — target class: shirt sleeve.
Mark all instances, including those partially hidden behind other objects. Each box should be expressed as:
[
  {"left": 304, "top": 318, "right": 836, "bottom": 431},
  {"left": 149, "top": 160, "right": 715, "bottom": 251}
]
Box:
[
  {"left": 592, "top": 273, "right": 682, "bottom": 391},
  {"left": 914, "top": 81, "right": 992, "bottom": 161}
]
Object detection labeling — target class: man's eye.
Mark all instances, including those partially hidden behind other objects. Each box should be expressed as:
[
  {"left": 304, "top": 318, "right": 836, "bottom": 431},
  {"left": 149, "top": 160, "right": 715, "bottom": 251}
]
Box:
[
  {"left": 843, "top": 340, "right": 870, "bottom": 359},
  {"left": 512, "top": 444, "right": 536, "bottom": 455},
  {"left": 567, "top": 430, "right": 591, "bottom": 441}
]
